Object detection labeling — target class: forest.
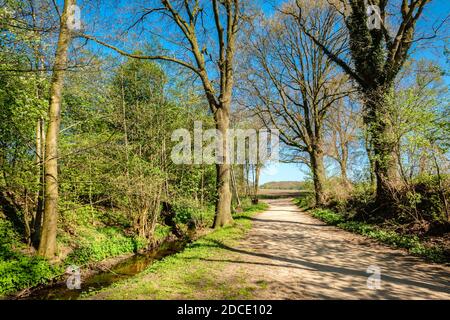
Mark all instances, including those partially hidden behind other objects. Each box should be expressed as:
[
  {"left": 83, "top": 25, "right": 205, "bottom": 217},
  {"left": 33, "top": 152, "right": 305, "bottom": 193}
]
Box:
[{"left": 0, "top": 0, "right": 449, "bottom": 301}]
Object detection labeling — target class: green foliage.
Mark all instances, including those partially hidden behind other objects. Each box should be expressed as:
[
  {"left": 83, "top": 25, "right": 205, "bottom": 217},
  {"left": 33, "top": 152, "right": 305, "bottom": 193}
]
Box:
[
  {"left": 81, "top": 203, "right": 268, "bottom": 299},
  {"left": 0, "top": 219, "right": 20, "bottom": 250},
  {"left": 172, "top": 198, "right": 215, "bottom": 229},
  {"left": 241, "top": 201, "right": 270, "bottom": 214},
  {"left": 153, "top": 224, "right": 172, "bottom": 242},
  {"left": 388, "top": 59, "right": 449, "bottom": 180},
  {"left": 60, "top": 202, "right": 99, "bottom": 228},
  {"left": 409, "top": 174, "right": 449, "bottom": 223},
  {"left": 293, "top": 192, "right": 316, "bottom": 209},
  {"left": 311, "top": 208, "right": 345, "bottom": 225},
  {"left": 58, "top": 57, "right": 215, "bottom": 240},
  {"left": 0, "top": 219, "right": 61, "bottom": 295},
  {"left": 0, "top": 255, "right": 60, "bottom": 296},
  {"left": 321, "top": 176, "right": 448, "bottom": 225},
  {"left": 65, "top": 227, "right": 147, "bottom": 265}
]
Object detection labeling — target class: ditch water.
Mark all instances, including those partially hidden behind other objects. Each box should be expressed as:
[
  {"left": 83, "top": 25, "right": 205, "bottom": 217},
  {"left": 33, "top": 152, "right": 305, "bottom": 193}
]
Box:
[{"left": 18, "top": 239, "right": 190, "bottom": 300}]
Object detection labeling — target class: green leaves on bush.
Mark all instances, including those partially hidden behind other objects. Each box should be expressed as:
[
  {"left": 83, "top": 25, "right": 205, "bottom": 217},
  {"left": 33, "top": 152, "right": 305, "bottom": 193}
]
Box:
[
  {"left": 0, "top": 256, "right": 60, "bottom": 295},
  {"left": 0, "top": 219, "right": 62, "bottom": 295},
  {"left": 66, "top": 227, "right": 147, "bottom": 265},
  {"left": 172, "top": 199, "right": 215, "bottom": 228}
]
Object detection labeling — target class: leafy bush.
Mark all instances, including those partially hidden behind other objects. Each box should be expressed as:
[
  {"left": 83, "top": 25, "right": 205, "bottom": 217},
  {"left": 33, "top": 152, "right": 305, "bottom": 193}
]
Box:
[
  {"left": 0, "top": 219, "right": 20, "bottom": 247},
  {"left": 153, "top": 224, "right": 172, "bottom": 242},
  {"left": 320, "top": 176, "right": 448, "bottom": 226},
  {"left": 311, "top": 208, "right": 345, "bottom": 225},
  {"left": 60, "top": 201, "right": 99, "bottom": 227},
  {"left": 239, "top": 197, "right": 253, "bottom": 210},
  {"left": 172, "top": 198, "right": 201, "bottom": 224},
  {"left": 172, "top": 198, "right": 215, "bottom": 228},
  {"left": 0, "top": 256, "right": 60, "bottom": 295},
  {"left": 66, "top": 227, "right": 147, "bottom": 265},
  {"left": 410, "top": 175, "right": 449, "bottom": 223},
  {"left": 0, "top": 219, "right": 61, "bottom": 295},
  {"left": 293, "top": 193, "right": 315, "bottom": 209}
]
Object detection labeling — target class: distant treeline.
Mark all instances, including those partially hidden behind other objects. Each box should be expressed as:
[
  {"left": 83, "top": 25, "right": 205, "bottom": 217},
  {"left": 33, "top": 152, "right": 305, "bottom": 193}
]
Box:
[{"left": 260, "top": 181, "right": 307, "bottom": 190}]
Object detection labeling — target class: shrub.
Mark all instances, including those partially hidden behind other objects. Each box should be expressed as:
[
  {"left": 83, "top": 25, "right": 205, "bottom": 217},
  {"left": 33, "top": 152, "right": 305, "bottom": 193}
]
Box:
[
  {"left": 153, "top": 224, "right": 172, "bottom": 241},
  {"left": 312, "top": 209, "right": 345, "bottom": 225},
  {"left": 65, "top": 227, "right": 147, "bottom": 265},
  {"left": 0, "top": 219, "right": 62, "bottom": 295},
  {"left": 172, "top": 198, "right": 214, "bottom": 228},
  {"left": 172, "top": 198, "right": 201, "bottom": 224},
  {"left": 0, "top": 256, "right": 60, "bottom": 295},
  {"left": 293, "top": 193, "right": 315, "bottom": 209}
]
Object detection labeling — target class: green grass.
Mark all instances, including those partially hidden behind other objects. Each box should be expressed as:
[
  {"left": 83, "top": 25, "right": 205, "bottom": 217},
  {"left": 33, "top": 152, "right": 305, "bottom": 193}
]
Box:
[
  {"left": 0, "top": 201, "right": 268, "bottom": 298},
  {"left": 0, "top": 249, "right": 62, "bottom": 296},
  {"left": 0, "top": 222, "right": 148, "bottom": 297},
  {"left": 83, "top": 202, "right": 269, "bottom": 300},
  {"left": 0, "top": 219, "right": 62, "bottom": 296},
  {"left": 0, "top": 204, "right": 150, "bottom": 297},
  {"left": 309, "top": 208, "right": 447, "bottom": 263}
]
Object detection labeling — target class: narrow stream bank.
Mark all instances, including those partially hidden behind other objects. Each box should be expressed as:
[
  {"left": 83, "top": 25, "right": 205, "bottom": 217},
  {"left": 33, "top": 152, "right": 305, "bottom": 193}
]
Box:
[{"left": 16, "top": 239, "right": 190, "bottom": 300}]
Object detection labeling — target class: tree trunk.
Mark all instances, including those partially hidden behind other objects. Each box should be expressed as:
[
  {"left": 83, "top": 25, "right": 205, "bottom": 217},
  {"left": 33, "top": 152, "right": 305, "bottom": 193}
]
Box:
[
  {"left": 364, "top": 91, "right": 399, "bottom": 204},
  {"left": 32, "top": 118, "right": 45, "bottom": 248},
  {"left": 230, "top": 165, "right": 241, "bottom": 208},
  {"left": 339, "top": 152, "right": 352, "bottom": 188},
  {"left": 340, "top": 160, "right": 351, "bottom": 188},
  {"left": 24, "top": 189, "right": 32, "bottom": 245},
  {"left": 213, "top": 107, "right": 233, "bottom": 228},
  {"left": 38, "top": 0, "right": 73, "bottom": 259},
  {"left": 310, "top": 146, "right": 326, "bottom": 206},
  {"left": 252, "top": 164, "right": 261, "bottom": 204},
  {"left": 244, "top": 163, "right": 250, "bottom": 197},
  {"left": 30, "top": 0, "right": 45, "bottom": 249}
]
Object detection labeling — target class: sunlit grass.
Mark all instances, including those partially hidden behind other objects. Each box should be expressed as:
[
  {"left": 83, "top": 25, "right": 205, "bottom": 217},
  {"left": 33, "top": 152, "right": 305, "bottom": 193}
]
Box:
[{"left": 83, "top": 202, "right": 268, "bottom": 300}]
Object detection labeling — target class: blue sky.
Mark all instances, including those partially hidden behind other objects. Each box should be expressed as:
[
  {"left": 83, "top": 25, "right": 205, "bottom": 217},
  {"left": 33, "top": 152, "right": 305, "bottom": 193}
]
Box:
[
  {"left": 75, "top": 0, "right": 449, "bottom": 185},
  {"left": 260, "top": 162, "right": 306, "bottom": 185},
  {"left": 257, "top": 0, "right": 450, "bottom": 185}
]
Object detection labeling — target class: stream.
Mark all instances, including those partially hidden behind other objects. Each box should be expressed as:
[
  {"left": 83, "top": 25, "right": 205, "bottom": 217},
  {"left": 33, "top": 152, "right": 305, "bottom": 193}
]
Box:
[{"left": 19, "top": 239, "right": 189, "bottom": 300}]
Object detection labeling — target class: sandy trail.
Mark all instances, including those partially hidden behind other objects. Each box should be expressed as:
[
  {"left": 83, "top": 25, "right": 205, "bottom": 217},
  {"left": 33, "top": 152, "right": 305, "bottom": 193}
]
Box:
[{"left": 219, "top": 198, "right": 450, "bottom": 299}]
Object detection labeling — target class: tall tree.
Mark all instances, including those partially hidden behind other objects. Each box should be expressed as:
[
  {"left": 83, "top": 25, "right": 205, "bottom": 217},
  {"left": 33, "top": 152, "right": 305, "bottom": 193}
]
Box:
[
  {"left": 240, "top": 1, "right": 348, "bottom": 205},
  {"left": 388, "top": 59, "right": 448, "bottom": 181},
  {"left": 294, "top": 0, "right": 434, "bottom": 203},
  {"left": 38, "top": 0, "right": 75, "bottom": 258},
  {"left": 324, "top": 96, "right": 359, "bottom": 186},
  {"left": 81, "top": 0, "right": 241, "bottom": 228}
]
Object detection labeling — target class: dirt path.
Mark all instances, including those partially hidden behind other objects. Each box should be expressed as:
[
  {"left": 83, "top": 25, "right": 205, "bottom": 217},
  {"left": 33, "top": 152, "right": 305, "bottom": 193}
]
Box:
[{"left": 220, "top": 198, "right": 450, "bottom": 299}]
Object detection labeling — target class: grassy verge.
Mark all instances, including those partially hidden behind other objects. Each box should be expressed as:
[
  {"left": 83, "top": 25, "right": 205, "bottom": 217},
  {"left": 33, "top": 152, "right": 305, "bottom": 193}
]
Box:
[
  {"left": 83, "top": 202, "right": 269, "bottom": 300},
  {"left": 0, "top": 221, "right": 151, "bottom": 297},
  {"left": 301, "top": 205, "right": 448, "bottom": 264},
  {"left": 0, "top": 203, "right": 174, "bottom": 297}
]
